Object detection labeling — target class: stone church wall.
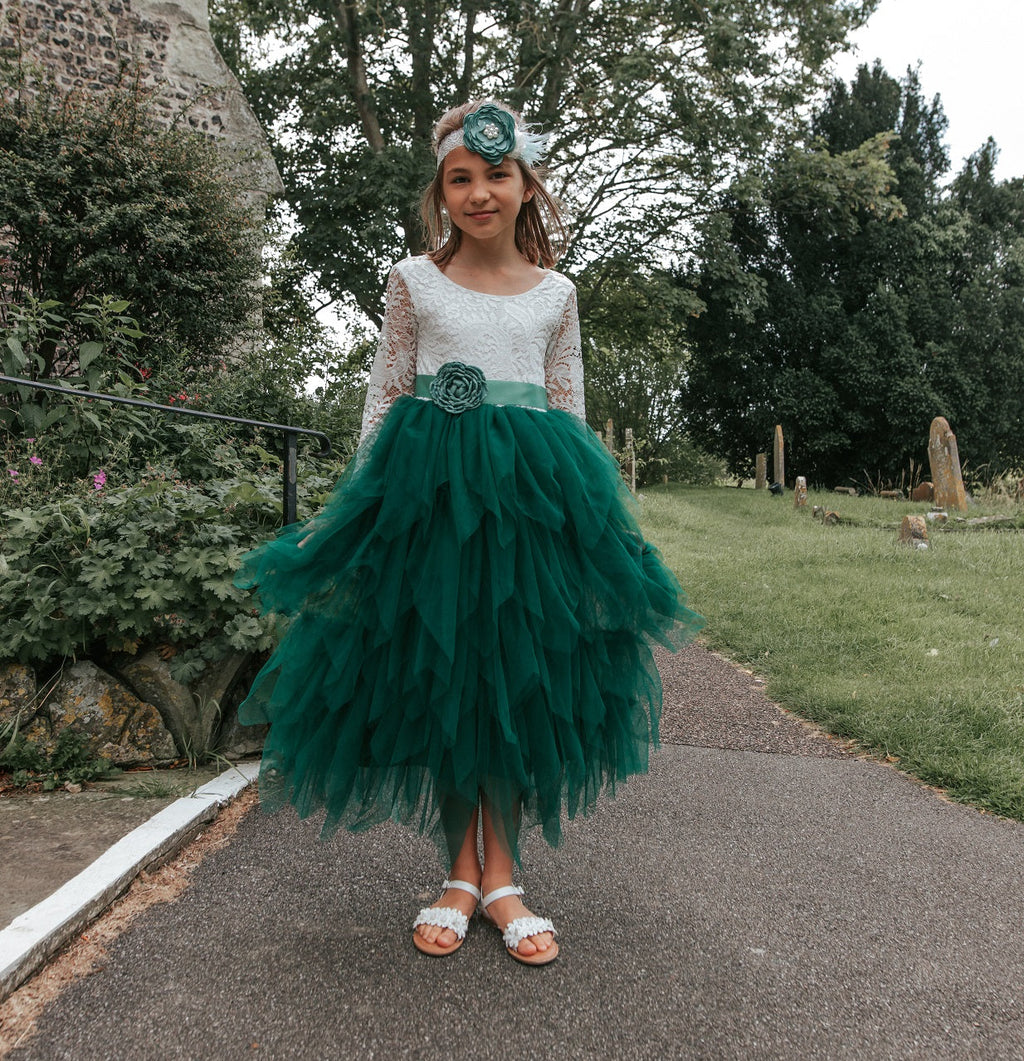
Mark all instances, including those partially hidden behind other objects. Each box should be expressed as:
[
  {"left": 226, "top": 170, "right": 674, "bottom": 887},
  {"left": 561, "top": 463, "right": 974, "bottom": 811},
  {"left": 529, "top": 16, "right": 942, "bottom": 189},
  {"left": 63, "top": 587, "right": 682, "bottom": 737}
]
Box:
[{"left": 0, "top": 0, "right": 283, "bottom": 202}]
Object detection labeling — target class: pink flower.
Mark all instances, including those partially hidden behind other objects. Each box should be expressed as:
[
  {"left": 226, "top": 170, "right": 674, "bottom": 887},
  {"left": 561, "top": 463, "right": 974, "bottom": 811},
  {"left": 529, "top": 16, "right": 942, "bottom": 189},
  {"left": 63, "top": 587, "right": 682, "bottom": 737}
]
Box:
[
  {"left": 92, "top": 469, "right": 107, "bottom": 490},
  {"left": 29, "top": 455, "right": 42, "bottom": 466},
  {"left": 7, "top": 469, "right": 18, "bottom": 480},
  {"left": 26, "top": 438, "right": 35, "bottom": 444}
]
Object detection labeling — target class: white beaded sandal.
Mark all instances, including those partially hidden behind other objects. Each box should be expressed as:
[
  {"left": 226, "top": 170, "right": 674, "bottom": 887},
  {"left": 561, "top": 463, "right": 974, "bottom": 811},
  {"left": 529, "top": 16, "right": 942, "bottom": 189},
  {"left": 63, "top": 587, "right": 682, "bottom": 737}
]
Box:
[
  {"left": 412, "top": 879, "right": 482, "bottom": 956},
  {"left": 480, "top": 885, "right": 559, "bottom": 966}
]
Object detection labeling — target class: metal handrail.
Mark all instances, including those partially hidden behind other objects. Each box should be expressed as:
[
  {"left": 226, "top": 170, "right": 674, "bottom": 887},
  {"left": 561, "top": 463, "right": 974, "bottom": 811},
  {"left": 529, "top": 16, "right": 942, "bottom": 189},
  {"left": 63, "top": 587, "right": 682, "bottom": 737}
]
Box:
[{"left": 0, "top": 374, "right": 333, "bottom": 525}]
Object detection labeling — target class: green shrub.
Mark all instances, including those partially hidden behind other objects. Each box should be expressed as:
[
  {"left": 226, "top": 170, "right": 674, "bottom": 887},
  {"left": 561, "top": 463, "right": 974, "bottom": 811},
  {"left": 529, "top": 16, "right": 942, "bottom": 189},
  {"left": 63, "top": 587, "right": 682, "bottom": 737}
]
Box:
[
  {"left": 0, "top": 62, "right": 261, "bottom": 377},
  {"left": 0, "top": 445, "right": 342, "bottom": 682}
]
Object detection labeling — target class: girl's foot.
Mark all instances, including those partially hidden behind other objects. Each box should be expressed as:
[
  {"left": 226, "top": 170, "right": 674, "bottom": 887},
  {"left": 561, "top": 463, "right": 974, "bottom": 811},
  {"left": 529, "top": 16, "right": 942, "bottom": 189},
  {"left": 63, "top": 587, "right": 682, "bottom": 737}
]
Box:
[
  {"left": 480, "top": 881, "right": 556, "bottom": 959},
  {"left": 414, "top": 878, "right": 482, "bottom": 951}
]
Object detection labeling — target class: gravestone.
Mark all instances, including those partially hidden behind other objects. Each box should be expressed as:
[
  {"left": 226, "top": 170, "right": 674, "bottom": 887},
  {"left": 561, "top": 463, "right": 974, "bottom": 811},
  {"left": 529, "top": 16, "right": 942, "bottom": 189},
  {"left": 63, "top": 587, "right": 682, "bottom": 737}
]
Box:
[
  {"left": 755, "top": 453, "right": 767, "bottom": 490},
  {"left": 928, "top": 417, "right": 967, "bottom": 512},
  {"left": 773, "top": 425, "right": 785, "bottom": 487},
  {"left": 898, "top": 515, "right": 929, "bottom": 549},
  {"left": 794, "top": 476, "right": 807, "bottom": 508},
  {"left": 911, "top": 482, "right": 934, "bottom": 502}
]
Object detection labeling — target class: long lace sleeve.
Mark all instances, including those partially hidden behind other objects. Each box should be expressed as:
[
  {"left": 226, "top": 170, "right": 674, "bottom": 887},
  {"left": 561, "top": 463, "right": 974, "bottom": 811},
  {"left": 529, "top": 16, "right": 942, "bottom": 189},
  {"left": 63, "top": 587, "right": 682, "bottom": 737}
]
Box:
[
  {"left": 544, "top": 286, "right": 585, "bottom": 420},
  {"left": 360, "top": 268, "right": 418, "bottom": 441}
]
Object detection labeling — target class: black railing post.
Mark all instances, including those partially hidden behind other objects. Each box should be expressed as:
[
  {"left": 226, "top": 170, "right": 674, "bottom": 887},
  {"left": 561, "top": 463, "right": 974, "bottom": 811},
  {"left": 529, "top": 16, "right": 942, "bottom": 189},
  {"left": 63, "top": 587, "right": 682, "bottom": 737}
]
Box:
[
  {"left": 0, "top": 375, "right": 332, "bottom": 526},
  {"left": 283, "top": 430, "right": 298, "bottom": 526}
]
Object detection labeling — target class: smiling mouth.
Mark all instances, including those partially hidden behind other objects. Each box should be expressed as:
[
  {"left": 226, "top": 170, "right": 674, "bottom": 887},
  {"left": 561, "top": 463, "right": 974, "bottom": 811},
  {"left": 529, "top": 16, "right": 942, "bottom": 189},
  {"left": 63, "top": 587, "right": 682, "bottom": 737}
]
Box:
[{"left": 467, "top": 211, "right": 496, "bottom": 220}]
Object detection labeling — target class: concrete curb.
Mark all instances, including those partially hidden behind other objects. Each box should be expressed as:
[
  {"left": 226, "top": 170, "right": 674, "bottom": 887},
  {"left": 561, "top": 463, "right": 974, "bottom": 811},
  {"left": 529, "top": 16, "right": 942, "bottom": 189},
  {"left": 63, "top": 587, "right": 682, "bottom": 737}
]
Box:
[{"left": 0, "top": 760, "right": 259, "bottom": 1002}]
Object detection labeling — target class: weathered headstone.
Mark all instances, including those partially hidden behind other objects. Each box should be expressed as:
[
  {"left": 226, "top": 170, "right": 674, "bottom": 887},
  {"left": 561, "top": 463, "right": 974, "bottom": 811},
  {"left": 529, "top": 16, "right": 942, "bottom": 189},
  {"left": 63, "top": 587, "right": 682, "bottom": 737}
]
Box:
[
  {"left": 911, "top": 481, "right": 934, "bottom": 502},
  {"left": 755, "top": 453, "right": 767, "bottom": 490},
  {"left": 773, "top": 425, "right": 785, "bottom": 487},
  {"left": 604, "top": 418, "right": 615, "bottom": 455},
  {"left": 898, "top": 515, "right": 929, "bottom": 549},
  {"left": 928, "top": 416, "right": 967, "bottom": 512},
  {"left": 794, "top": 476, "right": 807, "bottom": 508},
  {"left": 623, "top": 427, "right": 637, "bottom": 494}
]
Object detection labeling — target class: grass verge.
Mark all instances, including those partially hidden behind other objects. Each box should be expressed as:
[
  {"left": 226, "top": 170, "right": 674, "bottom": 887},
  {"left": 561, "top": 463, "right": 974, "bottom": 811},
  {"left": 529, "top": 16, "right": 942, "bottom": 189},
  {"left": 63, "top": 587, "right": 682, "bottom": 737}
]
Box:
[{"left": 641, "top": 485, "right": 1024, "bottom": 820}]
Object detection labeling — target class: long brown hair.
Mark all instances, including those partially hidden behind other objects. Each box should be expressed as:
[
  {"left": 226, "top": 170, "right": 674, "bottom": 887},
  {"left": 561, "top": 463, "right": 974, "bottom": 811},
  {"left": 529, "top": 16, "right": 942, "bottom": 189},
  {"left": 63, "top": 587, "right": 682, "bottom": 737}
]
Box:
[{"left": 420, "top": 99, "right": 567, "bottom": 269}]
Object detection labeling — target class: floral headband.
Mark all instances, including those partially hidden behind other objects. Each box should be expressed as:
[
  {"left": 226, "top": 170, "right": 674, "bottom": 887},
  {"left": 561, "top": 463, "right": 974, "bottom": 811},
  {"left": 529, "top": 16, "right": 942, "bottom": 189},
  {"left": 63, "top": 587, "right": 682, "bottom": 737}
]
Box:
[{"left": 436, "top": 102, "right": 551, "bottom": 169}]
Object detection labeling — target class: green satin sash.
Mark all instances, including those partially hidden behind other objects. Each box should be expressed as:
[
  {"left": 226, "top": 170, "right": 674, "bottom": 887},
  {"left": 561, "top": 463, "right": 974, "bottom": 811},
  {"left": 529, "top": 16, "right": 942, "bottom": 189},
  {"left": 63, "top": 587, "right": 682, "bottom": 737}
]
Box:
[{"left": 414, "top": 375, "right": 548, "bottom": 410}]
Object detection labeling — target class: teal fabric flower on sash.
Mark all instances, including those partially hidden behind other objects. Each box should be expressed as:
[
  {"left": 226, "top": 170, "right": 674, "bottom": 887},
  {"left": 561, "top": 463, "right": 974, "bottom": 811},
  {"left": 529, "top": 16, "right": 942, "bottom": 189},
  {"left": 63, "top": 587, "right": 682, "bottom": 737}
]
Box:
[{"left": 429, "top": 362, "right": 488, "bottom": 413}]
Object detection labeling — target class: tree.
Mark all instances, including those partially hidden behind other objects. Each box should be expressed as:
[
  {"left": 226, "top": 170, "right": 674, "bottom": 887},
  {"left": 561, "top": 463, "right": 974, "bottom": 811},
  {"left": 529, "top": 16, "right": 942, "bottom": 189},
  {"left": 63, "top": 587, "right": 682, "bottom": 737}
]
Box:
[
  {"left": 211, "top": 0, "right": 878, "bottom": 332},
  {"left": 682, "top": 63, "right": 1024, "bottom": 486}
]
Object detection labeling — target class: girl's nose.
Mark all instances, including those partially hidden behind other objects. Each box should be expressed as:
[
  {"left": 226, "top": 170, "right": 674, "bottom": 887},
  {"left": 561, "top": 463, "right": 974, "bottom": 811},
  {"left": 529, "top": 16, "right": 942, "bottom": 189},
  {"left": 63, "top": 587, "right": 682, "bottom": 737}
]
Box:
[{"left": 469, "top": 182, "right": 490, "bottom": 203}]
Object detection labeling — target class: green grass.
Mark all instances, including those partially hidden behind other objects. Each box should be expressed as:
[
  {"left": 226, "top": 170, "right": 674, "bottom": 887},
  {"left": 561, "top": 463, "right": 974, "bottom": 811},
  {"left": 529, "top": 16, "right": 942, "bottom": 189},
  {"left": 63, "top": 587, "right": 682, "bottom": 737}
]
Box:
[{"left": 639, "top": 485, "right": 1024, "bottom": 820}]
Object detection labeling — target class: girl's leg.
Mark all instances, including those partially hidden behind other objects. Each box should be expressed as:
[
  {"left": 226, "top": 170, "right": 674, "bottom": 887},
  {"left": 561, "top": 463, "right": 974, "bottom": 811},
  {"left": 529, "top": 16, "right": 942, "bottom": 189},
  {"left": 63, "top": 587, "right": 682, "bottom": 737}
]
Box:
[
  {"left": 414, "top": 804, "right": 482, "bottom": 950},
  {"left": 480, "top": 799, "right": 555, "bottom": 958}
]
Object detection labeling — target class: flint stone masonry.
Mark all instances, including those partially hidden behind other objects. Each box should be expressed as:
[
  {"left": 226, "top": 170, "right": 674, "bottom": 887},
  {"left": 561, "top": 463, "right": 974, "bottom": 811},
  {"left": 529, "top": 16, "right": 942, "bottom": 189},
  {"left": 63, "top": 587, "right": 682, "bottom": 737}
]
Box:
[
  {"left": 23, "top": 661, "right": 176, "bottom": 765},
  {"left": 0, "top": 0, "right": 283, "bottom": 202}
]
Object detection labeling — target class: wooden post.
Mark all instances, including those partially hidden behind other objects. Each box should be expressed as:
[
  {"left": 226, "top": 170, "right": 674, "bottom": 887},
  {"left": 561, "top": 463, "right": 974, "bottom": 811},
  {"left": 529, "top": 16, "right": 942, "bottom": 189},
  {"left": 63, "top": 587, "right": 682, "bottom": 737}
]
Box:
[{"left": 624, "top": 427, "right": 637, "bottom": 494}]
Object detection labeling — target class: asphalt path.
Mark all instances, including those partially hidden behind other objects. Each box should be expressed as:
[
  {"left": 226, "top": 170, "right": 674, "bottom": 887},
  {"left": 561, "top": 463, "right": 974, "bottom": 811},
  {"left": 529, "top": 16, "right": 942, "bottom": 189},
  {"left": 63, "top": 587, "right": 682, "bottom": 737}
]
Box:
[{"left": 11, "top": 645, "right": 1024, "bottom": 1060}]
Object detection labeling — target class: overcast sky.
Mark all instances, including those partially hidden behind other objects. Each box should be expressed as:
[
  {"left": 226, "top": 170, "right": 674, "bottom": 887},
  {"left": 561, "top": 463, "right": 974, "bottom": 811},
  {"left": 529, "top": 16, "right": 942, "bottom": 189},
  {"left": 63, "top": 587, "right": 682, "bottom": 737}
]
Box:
[{"left": 831, "top": 0, "right": 1024, "bottom": 181}]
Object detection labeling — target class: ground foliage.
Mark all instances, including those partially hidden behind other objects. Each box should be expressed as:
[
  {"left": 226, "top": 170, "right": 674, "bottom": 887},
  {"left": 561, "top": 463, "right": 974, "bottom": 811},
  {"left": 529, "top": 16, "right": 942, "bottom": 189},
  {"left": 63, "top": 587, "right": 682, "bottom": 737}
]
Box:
[
  {"left": 0, "top": 441, "right": 342, "bottom": 685},
  {"left": 685, "top": 63, "right": 1024, "bottom": 486},
  {"left": 210, "top": 0, "right": 878, "bottom": 331}
]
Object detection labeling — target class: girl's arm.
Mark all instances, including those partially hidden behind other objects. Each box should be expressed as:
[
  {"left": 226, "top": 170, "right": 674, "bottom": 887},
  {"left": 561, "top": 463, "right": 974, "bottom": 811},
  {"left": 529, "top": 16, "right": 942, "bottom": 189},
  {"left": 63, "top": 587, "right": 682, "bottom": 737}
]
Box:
[
  {"left": 544, "top": 286, "right": 585, "bottom": 421},
  {"left": 360, "top": 267, "right": 418, "bottom": 441}
]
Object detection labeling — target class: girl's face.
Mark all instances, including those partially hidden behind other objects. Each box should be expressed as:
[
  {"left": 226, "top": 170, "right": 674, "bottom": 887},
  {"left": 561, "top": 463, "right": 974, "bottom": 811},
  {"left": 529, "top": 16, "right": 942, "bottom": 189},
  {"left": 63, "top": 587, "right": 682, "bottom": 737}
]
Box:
[{"left": 440, "top": 146, "right": 533, "bottom": 246}]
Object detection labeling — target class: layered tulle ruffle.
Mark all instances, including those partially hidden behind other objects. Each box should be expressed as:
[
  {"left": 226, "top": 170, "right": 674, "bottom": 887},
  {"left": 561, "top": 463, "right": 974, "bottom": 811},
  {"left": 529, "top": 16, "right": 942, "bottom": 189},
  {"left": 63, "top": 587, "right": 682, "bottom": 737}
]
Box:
[{"left": 237, "top": 396, "right": 704, "bottom": 860}]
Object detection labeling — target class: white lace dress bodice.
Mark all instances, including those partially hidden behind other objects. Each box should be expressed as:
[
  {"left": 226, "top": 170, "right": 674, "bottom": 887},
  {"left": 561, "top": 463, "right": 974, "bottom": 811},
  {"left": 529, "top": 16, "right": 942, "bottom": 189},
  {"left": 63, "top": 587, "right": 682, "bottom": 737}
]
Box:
[{"left": 360, "top": 255, "right": 584, "bottom": 440}]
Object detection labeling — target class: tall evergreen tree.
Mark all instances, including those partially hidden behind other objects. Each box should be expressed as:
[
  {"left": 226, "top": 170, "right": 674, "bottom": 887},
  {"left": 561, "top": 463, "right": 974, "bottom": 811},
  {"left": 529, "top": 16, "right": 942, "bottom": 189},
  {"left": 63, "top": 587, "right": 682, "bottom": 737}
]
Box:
[{"left": 684, "top": 62, "right": 1024, "bottom": 485}]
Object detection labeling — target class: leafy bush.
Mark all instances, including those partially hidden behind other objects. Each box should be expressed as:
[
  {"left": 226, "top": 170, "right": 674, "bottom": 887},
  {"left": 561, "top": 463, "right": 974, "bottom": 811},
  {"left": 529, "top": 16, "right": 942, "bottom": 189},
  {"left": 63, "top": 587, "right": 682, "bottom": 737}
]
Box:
[
  {"left": 0, "top": 730, "right": 119, "bottom": 790},
  {"left": 0, "top": 443, "right": 342, "bottom": 683},
  {"left": 0, "top": 61, "right": 261, "bottom": 377}
]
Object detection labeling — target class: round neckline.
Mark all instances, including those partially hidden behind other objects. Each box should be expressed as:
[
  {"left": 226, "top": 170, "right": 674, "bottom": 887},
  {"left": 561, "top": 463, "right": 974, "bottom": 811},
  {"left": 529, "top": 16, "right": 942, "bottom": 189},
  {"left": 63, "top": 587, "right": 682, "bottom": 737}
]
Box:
[{"left": 424, "top": 256, "right": 555, "bottom": 298}]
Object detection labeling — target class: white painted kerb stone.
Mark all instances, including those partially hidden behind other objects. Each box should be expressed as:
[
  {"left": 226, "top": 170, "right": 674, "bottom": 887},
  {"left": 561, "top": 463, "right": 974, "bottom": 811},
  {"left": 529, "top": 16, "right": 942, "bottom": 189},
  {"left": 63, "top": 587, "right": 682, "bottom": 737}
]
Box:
[{"left": 0, "top": 761, "right": 259, "bottom": 1001}]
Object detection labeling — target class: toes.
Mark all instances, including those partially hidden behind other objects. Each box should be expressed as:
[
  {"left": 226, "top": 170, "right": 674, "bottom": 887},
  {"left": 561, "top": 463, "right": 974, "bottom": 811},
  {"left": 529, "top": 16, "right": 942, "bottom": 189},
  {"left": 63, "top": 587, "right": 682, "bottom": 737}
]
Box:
[
  {"left": 437, "top": 928, "right": 457, "bottom": 947},
  {"left": 517, "top": 931, "right": 553, "bottom": 956},
  {"left": 516, "top": 932, "right": 552, "bottom": 956}
]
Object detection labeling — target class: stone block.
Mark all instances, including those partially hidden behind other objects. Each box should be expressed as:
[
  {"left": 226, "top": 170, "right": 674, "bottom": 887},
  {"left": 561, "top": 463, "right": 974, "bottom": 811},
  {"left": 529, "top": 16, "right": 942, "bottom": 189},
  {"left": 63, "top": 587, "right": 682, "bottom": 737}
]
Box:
[
  {"left": 911, "top": 481, "right": 934, "bottom": 502},
  {"left": 793, "top": 476, "right": 807, "bottom": 507},
  {"left": 0, "top": 664, "right": 37, "bottom": 732},
  {"left": 25, "top": 661, "right": 176, "bottom": 766}
]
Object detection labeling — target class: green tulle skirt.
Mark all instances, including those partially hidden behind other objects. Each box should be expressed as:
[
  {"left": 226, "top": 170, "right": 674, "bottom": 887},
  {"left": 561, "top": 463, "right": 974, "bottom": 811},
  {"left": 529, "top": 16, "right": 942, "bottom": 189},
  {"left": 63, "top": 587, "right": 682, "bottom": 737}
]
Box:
[{"left": 236, "top": 395, "right": 704, "bottom": 861}]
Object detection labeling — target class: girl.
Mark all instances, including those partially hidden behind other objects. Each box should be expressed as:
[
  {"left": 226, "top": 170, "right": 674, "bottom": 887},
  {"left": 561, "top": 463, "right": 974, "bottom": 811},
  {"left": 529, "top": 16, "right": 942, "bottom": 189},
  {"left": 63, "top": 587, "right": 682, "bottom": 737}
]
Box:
[{"left": 236, "top": 99, "right": 704, "bottom": 966}]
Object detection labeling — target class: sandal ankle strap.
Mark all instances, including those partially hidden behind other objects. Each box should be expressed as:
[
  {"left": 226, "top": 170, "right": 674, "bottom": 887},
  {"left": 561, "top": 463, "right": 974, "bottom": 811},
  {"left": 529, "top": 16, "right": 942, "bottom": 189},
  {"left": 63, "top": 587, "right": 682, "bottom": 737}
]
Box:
[
  {"left": 481, "top": 884, "right": 524, "bottom": 908},
  {"left": 443, "top": 879, "right": 483, "bottom": 901}
]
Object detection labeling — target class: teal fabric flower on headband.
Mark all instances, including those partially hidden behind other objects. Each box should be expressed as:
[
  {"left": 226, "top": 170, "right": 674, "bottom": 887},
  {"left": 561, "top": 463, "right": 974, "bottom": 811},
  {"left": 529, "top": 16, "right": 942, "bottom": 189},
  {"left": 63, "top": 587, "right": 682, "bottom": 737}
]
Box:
[{"left": 462, "top": 104, "right": 518, "bottom": 165}]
